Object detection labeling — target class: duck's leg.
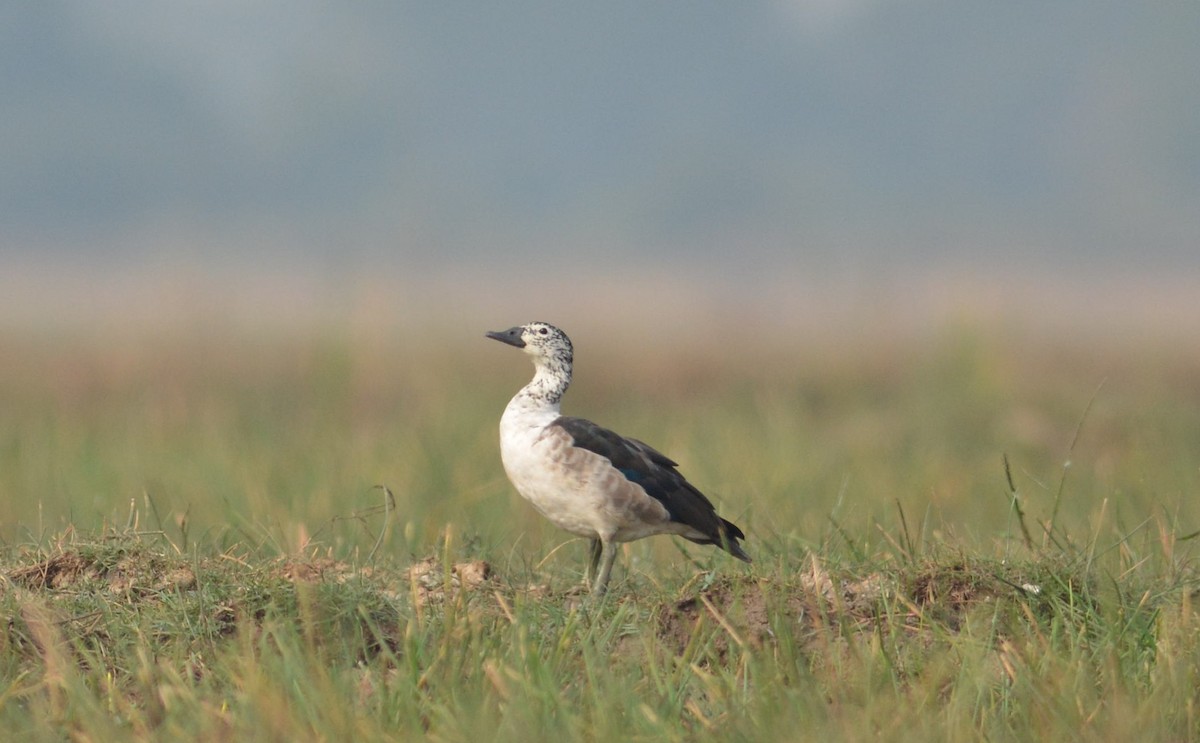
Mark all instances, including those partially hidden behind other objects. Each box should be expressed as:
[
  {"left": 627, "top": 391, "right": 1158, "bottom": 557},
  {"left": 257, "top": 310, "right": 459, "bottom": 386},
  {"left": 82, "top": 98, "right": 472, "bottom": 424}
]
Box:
[
  {"left": 584, "top": 538, "right": 602, "bottom": 586},
  {"left": 591, "top": 539, "right": 619, "bottom": 595}
]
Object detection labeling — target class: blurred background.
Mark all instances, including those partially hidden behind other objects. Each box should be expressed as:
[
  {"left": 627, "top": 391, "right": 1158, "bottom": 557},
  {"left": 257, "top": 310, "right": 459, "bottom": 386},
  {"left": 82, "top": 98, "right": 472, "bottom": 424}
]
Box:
[
  {"left": 2, "top": 2, "right": 1198, "bottom": 337},
  {"left": 2, "top": 3, "right": 1198, "bottom": 548}
]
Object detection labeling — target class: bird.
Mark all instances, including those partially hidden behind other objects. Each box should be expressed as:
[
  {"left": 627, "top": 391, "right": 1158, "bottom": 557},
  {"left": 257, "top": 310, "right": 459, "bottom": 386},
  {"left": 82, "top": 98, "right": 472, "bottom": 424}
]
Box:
[{"left": 486, "top": 321, "right": 750, "bottom": 595}]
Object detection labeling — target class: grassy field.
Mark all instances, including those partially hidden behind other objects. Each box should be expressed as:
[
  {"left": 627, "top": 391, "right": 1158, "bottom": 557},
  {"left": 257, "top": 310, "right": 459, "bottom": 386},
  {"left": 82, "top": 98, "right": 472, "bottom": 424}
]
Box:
[{"left": 2, "top": 313, "right": 1199, "bottom": 740}]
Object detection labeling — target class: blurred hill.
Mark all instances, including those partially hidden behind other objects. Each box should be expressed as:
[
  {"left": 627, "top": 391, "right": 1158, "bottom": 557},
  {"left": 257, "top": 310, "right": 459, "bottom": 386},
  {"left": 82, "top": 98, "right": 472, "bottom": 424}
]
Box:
[{"left": 2, "top": 2, "right": 1198, "bottom": 280}]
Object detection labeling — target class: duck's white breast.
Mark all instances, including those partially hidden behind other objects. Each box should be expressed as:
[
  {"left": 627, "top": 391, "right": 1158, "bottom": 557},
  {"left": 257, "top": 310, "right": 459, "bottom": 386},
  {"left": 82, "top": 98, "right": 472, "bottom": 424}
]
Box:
[{"left": 498, "top": 403, "right": 673, "bottom": 541}]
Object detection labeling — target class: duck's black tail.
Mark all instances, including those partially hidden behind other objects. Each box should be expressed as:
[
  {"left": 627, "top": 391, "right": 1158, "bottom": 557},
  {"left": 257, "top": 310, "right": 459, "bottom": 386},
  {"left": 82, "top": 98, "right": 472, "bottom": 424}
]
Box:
[
  {"left": 718, "top": 518, "right": 752, "bottom": 563},
  {"left": 685, "top": 518, "right": 751, "bottom": 562}
]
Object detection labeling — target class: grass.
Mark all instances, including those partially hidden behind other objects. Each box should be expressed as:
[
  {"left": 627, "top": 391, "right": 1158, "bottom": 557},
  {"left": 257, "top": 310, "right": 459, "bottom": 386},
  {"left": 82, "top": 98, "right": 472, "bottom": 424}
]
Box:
[{"left": 2, "top": 319, "right": 1200, "bottom": 740}]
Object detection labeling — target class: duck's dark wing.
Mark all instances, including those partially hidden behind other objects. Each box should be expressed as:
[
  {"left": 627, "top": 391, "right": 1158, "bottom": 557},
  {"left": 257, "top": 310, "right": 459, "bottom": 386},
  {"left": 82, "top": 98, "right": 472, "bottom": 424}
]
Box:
[{"left": 550, "top": 416, "right": 750, "bottom": 561}]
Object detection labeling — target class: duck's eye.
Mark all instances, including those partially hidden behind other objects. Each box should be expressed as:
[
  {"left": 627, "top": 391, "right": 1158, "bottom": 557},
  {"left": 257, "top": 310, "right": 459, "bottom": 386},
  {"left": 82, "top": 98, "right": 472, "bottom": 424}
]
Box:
[{"left": 538, "top": 327, "right": 549, "bottom": 335}]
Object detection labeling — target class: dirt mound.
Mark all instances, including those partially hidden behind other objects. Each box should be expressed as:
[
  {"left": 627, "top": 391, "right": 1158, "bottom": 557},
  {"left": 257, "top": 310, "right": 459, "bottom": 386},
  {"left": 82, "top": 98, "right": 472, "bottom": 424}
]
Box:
[
  {"left": 655, "top": 560, "right": 898, "bottom": 657},
  {"left": 407, "top": 557, "right": 493, "bottom": 606},
  {"left": 8, "top": 549, "right": 197, "bottom": 595},
  {"left": 654, "top": 555, "right": 1069, "bottom": 661},
  {"left": 8, "top": 552, "right": 94, "bottom": 590},
  {"left": 271, "top": 556, "right": 357, "bottom": 583},
  {"left": 656, "top": 578, "right": 782, "bottom": 657}
]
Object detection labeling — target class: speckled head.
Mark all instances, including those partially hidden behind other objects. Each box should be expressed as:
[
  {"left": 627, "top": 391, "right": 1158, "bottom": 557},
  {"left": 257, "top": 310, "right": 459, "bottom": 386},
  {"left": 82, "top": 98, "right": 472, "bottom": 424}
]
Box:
[{"left": 486, "top": 322, "right": 573, "bottom": 366}]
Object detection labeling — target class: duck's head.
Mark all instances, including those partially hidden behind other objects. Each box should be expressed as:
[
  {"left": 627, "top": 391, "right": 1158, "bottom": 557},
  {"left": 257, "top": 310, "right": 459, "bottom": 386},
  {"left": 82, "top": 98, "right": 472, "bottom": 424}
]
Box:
[{"left": 486, "top": 322, "right": 574, "bottom": 368}]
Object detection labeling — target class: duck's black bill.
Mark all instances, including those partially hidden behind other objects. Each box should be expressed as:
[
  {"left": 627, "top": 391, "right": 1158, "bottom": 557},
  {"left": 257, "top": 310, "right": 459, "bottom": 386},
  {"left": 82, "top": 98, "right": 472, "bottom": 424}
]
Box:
[{"left": 486, "top": 327, "right": 526, "bottom": 348}]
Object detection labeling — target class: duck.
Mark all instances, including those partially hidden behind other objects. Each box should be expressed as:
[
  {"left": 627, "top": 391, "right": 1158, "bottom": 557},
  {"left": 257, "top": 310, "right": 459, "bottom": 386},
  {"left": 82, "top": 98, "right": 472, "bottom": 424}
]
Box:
[{"left": 486, "top": 322, "right": 750, "bottom": 595}]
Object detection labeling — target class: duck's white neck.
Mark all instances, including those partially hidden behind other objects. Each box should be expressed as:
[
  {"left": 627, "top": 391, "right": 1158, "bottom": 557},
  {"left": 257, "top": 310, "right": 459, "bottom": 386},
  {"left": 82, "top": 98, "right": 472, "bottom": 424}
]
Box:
[{"left": 513, "top": 356, "right": 572, "bottom": 411}]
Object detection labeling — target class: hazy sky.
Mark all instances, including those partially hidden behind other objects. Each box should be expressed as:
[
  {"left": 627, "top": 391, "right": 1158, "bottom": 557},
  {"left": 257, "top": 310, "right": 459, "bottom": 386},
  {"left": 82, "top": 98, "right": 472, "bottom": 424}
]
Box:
[{"left": 4, "top": 2, "right": 1199, "bottom": 280}]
